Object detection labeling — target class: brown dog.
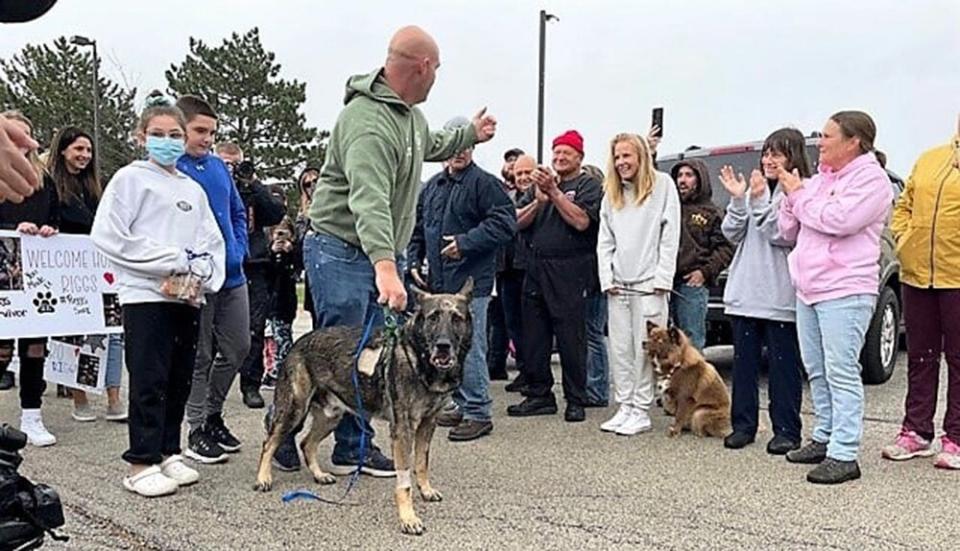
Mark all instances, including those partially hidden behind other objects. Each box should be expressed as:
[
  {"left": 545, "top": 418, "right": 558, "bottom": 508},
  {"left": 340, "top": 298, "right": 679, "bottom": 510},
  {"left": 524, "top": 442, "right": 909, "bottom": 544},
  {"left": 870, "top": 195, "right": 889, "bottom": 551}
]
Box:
[{"left": 645, "top": 322, "right": 732, "bottom": 438}]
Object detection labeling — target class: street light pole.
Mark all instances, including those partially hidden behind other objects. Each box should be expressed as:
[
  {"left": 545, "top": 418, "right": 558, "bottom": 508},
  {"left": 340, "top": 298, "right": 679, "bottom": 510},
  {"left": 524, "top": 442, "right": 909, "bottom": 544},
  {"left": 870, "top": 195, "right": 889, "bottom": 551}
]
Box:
[
  {"left": 70, "top": 35, "right": 99, "bottom": 175},
  {"left": 537, "top": 10, "right": 558, "bottom": 164}
]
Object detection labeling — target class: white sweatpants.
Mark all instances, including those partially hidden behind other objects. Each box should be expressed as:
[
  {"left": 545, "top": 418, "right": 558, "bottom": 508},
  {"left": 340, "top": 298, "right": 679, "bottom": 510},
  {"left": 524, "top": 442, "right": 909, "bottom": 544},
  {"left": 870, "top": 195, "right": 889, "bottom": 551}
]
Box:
[{"left": 606, "top": 291, "right": 669, "bottom": 410}]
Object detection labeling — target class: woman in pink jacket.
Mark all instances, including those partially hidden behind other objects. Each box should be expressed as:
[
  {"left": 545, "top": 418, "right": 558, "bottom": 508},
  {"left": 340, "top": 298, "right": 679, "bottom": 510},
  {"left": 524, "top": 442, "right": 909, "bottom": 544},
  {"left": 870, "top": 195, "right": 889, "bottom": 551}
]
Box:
[{"left": 777, "top": 111, "right": 892, "bottom": 485}]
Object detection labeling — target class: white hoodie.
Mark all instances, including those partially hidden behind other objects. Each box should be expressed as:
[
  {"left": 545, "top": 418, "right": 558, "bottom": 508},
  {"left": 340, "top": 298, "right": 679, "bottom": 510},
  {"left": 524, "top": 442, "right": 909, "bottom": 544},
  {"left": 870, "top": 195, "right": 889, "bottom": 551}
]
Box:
[
  {"left": 91, "top": 160, "right": 226, "bottom": 305},
  {"left": 597, "top": 171, "right": 681, "bottom": 292}
]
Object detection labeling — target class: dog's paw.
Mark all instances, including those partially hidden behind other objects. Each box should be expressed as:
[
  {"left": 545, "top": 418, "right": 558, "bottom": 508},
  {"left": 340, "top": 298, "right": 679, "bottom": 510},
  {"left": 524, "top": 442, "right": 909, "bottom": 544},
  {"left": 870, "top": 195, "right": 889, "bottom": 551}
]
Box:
[
  {"left": 419, "top": 486, "right": 443, "bottom": 502},
  {"left": 313, "top": 473, "right": 337, "bottom": 486},
  {"left": 399, "top": 515, "right": 426, "bottom": 536},
  {"left": 667, "top": 426, "right": 681, "bottom": 438},
  {"left": 253, "top": 480, "right": 273, "bottom": 492}
]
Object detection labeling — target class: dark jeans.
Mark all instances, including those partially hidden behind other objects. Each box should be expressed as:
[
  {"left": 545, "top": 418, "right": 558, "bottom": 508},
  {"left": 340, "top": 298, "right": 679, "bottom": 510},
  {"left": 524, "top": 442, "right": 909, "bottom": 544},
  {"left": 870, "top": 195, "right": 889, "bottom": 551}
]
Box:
[
  {"left": 239, "top": 266, "right": 273, "bottom": 389},
  {"left": 901, "top": 284, "right": 960, "bottom": 442},
  {"left": 521, "top": 259, "right": 589, "bottom": 406},
  {"left": 487, "top": 295, "right": 509, "bottom": 377},
  {"left": 730, "top": 315, "right": 803, "bottom": 442},
  {"left": 303, "top": 233, "right": 384, "bottom": 458},
  {"left": 0, "top": 338, "right": 47, "bottom": 409},
  {"left": 123, "top": 303, "right": 200, "bottom": 465}
]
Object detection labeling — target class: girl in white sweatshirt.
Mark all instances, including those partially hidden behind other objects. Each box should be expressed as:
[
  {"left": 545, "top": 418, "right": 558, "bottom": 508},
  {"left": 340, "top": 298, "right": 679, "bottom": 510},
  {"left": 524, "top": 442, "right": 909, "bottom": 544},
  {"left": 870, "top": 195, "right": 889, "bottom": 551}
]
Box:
[
  {"left": 597, "top": 133, "right": 680, "bottom": 436},
  {"left": 91, "top": 92, "right": 225, "bottom": 498}
]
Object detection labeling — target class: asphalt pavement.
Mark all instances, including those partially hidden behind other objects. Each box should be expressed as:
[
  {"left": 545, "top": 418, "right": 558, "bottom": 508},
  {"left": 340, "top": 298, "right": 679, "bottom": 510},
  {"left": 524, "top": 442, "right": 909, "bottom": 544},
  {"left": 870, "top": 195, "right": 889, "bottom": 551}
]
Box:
[{"left": 3, "top": 312, "right": 958, "bottom": 550}]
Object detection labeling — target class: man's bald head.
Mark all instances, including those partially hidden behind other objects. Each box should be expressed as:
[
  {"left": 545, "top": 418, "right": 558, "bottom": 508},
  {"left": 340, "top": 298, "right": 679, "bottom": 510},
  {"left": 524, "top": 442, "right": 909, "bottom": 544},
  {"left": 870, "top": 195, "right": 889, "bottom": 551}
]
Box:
[
  {"left": 384, "top": 26, "right": 441, "bottom": 106},
  {"left": 513, "top": 155, "right": 537, "bottom": 193},
  {"left": 388, "top": 26, "right": 439, "bottom": 64}
]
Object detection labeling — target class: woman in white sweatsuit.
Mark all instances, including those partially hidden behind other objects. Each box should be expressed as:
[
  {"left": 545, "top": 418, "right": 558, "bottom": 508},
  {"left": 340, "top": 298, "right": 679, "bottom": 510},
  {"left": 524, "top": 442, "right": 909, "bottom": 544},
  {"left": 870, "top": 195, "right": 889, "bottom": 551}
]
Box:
[
  {"left": 597, "top": 133, "right": 680, "bottom": 435},
  {"left": 91, "top": 92, "right": 225, "bottom": 498}
]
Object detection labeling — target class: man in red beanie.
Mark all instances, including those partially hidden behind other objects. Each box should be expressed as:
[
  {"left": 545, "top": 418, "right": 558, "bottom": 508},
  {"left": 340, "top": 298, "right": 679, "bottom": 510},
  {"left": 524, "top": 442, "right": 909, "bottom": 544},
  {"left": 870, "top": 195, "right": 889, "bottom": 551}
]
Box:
[{"left": 506, "top": 130, "right": 602, "bottom": 423}]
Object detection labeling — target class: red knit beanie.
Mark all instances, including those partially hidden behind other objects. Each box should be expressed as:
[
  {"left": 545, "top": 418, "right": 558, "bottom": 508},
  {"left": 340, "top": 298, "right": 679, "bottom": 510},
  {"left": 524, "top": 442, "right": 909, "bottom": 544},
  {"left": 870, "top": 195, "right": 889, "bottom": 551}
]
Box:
[{"left": 552, "top": 130, "right": 584, "bottom": 156}]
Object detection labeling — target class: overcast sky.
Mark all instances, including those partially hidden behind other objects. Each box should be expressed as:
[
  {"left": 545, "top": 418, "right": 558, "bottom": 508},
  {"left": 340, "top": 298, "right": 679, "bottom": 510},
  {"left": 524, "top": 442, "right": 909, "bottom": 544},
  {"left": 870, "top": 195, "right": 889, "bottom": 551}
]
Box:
[{"left": 3, "top": 0, "right": 958, "bottom": 178}]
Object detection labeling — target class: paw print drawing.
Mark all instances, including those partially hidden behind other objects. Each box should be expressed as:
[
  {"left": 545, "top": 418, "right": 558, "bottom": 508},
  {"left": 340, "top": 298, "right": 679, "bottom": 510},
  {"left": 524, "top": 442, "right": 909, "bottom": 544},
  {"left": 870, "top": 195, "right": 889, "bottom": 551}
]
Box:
[{"left": 33, "top": 291, "right": 58, "bottom": 314}]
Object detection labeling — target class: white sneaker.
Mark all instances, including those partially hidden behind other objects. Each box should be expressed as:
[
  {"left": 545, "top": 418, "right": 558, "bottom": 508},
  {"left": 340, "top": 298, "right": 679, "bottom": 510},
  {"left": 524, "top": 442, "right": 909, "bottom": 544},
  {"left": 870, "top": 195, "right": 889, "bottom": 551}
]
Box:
[
  {"left": 160, "top": 455, "right": 199, "bottom": 486},
  {"left": 615, "top": 408, "right": 653, "bottom": 436},
  {"left": 600, "top": 405, "right": 632, "bottom": 432},
  {"left": 20, "top": 409, "right": 56, "bottom": 447}
]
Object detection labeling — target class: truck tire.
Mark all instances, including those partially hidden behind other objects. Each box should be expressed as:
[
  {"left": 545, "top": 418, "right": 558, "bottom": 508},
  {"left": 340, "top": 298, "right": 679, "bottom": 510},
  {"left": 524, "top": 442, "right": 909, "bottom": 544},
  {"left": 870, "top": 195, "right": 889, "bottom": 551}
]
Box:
[{"left": 861, "top": 286, "right": 900, "bottom": 385}]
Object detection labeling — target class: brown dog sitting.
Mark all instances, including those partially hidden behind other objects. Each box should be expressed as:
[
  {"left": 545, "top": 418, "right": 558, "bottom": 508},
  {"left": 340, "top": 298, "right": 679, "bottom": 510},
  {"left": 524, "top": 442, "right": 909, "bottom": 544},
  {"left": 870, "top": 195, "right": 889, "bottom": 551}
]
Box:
[{"left": 645, "top": 321, "right": 732, "bottom": 438}]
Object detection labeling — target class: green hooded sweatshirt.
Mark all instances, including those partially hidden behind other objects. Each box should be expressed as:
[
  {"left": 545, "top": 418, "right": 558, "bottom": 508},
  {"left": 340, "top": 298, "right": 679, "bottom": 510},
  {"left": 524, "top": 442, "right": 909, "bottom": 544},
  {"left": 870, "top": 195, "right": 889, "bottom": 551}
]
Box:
[{"left": 309, "top": 68, "right": 478, "bottom": 264}]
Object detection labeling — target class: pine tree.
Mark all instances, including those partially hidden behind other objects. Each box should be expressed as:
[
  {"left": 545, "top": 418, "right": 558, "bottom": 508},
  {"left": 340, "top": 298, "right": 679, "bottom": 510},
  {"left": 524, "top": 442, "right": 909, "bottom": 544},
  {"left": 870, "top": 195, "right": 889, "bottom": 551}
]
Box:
[
  {"left": 0, "top": 37, "right": 138, "bottom": 180},
  {"left": 166, "top": 28, "right": 327, "bottom": 180}
]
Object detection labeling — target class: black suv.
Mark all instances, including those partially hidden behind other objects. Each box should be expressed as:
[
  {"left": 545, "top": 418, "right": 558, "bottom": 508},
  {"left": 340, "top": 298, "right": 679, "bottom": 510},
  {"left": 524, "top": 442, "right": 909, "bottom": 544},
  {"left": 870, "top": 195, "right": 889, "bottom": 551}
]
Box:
[{"left": 658, "top": 137, "right": 903, "bottom": 384}]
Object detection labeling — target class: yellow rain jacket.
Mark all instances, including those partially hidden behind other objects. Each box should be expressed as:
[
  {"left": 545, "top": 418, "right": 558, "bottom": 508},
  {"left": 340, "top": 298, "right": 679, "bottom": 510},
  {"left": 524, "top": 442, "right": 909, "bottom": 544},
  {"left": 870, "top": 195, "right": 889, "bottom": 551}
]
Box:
[{"left": 892, "top": 138, "right": 960, "bottom": 288}]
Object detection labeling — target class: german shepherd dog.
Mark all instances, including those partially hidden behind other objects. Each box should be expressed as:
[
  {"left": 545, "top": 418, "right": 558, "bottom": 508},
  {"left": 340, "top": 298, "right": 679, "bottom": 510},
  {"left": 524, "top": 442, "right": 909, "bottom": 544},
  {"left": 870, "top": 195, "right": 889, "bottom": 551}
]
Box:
[
  {"left": 645, "top": 321, "right": 732, "bottom": 438},
  {"left": 254, "top": 279, "right": 475, "bottom": 536}
]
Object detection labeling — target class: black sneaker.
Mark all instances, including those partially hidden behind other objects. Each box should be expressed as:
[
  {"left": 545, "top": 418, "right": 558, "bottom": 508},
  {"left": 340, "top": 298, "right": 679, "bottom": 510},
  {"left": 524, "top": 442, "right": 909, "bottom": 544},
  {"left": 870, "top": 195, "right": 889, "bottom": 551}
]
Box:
[
  {"left": 448, "top": 419, "right": 493, "bottom": 442},
  {"left": 0, "top": 371, "right": 13, "bottom": 391},
  {"left": 260, "top": 375, "right": 277, "bottom": 392},
  {"left": 564, "top": 403, "right": 586, "bottom": 423},
  {"left": 185, "top": 427, "right": 228, "bottom": 464},
  {"left": 806, "top": 458, "right": 861, "bottom": 484},
  {"left": 786, "top": 440, "right": 828, "bottom": 464},
  {"left": 204, "top": 414, "right": 242, "bottom": 453},
  {"left": 506, "top": 396, "right": 558, "bottom": 417},
  {"left": 242, "top": 385, "right": 265, "bottom": 409},
  {"left": 767, "top": 435, "right": 801, "bottom": 455},
  {"left": 329, "top": 446, "right": 396, "bottom": 477},
  {"left": 724, "top": 431, "right": 756, "bottom": 450},
  {"left": 273, "top": 435, "right": 302, "bottom": 472}
]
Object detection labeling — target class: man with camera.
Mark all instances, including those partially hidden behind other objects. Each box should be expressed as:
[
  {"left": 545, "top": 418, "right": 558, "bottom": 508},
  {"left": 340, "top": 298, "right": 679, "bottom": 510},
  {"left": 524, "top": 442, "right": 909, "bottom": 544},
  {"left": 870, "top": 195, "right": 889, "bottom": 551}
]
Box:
[
  {"left": 216, "top": 143, "right": 286, "bottom": 409},
  {"left": 0, "top": 424, "right": 66, "bottom": 549}
]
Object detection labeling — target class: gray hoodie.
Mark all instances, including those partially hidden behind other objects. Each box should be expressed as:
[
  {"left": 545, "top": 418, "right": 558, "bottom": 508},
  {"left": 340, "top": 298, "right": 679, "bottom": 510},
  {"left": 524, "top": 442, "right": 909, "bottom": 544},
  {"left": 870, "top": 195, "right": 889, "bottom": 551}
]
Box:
[
  {"left": 721, "top": 184, "right": 797, "bottom": 322},
  {"left": 597, "top": 171, "right": 681, "bottom": 292}
]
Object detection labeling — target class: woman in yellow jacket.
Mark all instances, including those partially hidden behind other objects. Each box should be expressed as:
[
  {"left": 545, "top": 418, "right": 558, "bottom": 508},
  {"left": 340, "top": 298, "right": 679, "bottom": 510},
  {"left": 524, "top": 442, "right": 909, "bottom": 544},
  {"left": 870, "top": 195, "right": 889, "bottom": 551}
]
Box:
[{"left": 882, "top": 116, "right": 960, "bottom": 470}]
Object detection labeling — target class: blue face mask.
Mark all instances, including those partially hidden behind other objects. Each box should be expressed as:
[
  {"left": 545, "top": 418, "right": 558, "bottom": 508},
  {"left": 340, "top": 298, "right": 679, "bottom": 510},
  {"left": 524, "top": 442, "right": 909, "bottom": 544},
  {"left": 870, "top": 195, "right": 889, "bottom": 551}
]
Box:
[{"left": 145, "top": 136, "right": 186, "bottom": 167}]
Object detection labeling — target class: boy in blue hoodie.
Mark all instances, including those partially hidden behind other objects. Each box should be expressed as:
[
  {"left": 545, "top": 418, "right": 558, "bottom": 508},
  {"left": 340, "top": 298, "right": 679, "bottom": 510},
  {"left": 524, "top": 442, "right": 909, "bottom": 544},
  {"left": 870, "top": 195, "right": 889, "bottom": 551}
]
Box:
[{"left": 176, "top": 96, "right": 251, "bottom": 465}]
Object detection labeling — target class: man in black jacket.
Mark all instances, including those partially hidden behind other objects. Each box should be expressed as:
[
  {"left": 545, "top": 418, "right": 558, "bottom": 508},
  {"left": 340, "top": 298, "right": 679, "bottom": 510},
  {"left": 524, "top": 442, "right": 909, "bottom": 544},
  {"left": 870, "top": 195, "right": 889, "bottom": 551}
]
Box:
[
  {"left": 217, "top": 143, "right": 286, "bottom": 408},
  {"left": 408, "top": 116, "right": 516, "bottom": 442}
]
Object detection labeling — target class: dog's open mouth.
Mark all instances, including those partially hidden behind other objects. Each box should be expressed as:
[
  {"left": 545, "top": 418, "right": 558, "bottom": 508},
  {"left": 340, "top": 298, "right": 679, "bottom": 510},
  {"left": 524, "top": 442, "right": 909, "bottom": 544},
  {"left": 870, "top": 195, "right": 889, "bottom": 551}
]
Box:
[{"left": 430, "top": 351, "right": 455, "bottom": 370}]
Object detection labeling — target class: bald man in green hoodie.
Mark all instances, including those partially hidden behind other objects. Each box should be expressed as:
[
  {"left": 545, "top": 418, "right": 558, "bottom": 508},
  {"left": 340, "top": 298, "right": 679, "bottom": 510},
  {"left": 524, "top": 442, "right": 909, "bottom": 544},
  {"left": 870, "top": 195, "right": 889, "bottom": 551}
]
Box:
[{"left": 270, "top": 26, "right": 497, "bottom": 483}]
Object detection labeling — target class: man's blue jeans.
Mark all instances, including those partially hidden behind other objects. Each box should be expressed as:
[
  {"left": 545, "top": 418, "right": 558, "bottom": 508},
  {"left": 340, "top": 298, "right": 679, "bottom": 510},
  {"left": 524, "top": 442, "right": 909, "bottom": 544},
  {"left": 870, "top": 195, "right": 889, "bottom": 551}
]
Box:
[
  {"left": 585, "top": 293, "right": 609, "bottom": 404},
  {"left": 795, "top": 294, "right": 875, "bottom": 462},
  {"left": 303, "top": 233, "right": 385, "bottom": 460},
  {"left": 670, "top": 283, "right": 709, "bottom": 350},
  {"left": 453, "top": 297, "right": 492, "bottom": 421}
]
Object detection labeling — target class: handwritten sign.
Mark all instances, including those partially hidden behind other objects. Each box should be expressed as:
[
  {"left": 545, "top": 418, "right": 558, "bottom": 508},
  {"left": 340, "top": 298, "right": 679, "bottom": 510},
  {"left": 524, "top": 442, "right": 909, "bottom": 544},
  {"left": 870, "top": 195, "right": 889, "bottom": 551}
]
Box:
[
  {"left": 44, "top": 336, "right": 109, "bottom": 393},
  {"left": 6, "top": 335, "right": 113, "bottom": 393},
  {"left": 0, "top": 231, "right": 122, "bottom": 338}
]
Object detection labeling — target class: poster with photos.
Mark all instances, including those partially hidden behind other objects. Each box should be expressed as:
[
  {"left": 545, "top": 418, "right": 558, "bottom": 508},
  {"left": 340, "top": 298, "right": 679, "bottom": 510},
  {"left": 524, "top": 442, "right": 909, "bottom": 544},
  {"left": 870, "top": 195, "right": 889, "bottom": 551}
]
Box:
[
  {"left": 0, "top": 231, "right": 122, "bottom": 338},
  {"left": 43, "top": 336, "right": 110, "bottom": 393}
]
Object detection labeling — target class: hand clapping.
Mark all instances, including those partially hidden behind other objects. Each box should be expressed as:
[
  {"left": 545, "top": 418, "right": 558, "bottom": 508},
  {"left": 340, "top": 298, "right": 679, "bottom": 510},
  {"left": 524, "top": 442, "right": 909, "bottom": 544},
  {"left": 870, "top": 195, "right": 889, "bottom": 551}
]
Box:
[
  {"left": 718, "top": 165, "right": 747, "bottom": 199},
  {"left": 776, "top": 166, "right": 804, "bottom": 194}
]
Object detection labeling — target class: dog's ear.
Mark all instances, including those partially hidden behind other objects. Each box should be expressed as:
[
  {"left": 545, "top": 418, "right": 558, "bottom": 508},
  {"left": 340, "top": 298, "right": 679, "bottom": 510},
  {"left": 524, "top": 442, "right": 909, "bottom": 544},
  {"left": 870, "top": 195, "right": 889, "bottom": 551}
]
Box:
[
  {"left": 646, "top": 320, "right": 659, "bottom": 334},
  {"left": 667, "top": 326, "right": 683, "bottom": 345},
  {"left": 409, "top": 285, "right": 430, "bottom": 311},
  {"left": 457, "top": 277, "right": 474, "bottom": 302}
]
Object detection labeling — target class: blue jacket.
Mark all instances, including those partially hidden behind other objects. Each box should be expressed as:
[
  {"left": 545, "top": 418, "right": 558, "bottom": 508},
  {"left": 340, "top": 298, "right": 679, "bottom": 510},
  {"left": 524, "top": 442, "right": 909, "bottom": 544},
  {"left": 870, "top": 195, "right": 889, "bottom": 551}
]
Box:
[
  {"left": 177, "top": 153, "right": 248, "bottom": 289},
  {"left": 408, "top": 162, "right": 516, "bottom": 297}
]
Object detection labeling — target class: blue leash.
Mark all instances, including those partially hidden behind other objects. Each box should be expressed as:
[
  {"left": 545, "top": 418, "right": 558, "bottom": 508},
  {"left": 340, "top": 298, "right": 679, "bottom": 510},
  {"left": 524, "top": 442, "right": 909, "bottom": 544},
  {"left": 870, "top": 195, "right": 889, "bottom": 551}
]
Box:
[{"left": 283, "top": 308, "right": 399, "bottom": 506}]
